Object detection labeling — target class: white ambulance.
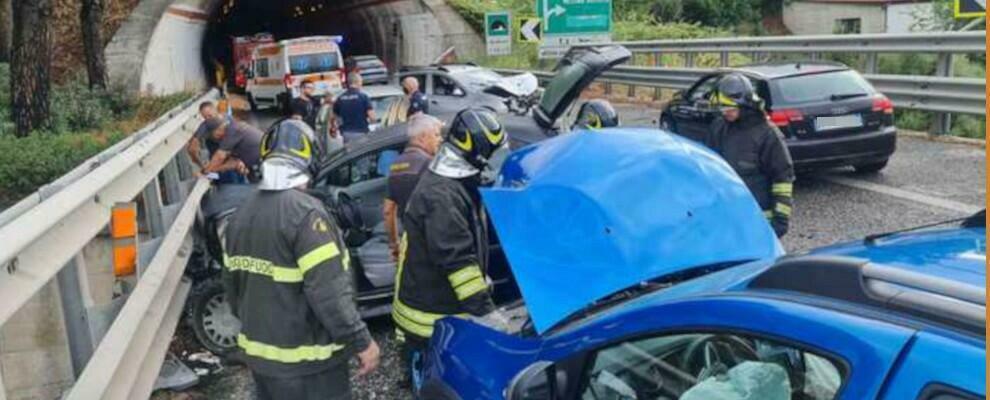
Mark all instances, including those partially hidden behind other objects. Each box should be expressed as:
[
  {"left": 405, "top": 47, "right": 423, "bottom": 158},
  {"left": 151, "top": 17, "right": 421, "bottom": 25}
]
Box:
[{"left": 245, "top": 36, "right": 346, "bottom": 111}]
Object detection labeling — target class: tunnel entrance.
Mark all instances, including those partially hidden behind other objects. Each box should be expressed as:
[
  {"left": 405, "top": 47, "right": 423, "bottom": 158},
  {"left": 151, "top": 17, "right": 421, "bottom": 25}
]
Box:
[{"left": 202, "top": 0, "right": 402, "bottom": 88}]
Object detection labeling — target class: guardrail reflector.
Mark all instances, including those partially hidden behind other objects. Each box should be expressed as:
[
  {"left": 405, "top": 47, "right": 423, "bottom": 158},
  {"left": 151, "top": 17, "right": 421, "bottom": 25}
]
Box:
[{"left": 112, "top": 203, "right": 138, "bottom": 277}]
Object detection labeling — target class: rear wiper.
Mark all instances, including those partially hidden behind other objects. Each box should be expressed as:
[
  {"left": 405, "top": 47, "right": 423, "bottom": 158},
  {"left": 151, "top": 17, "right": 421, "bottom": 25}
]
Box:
[
  {"left": 829, "top": 93, "right": 868, "bottom": 101},
  {"left": 864, "top": 209, "right": 985, "bottom": 244}
]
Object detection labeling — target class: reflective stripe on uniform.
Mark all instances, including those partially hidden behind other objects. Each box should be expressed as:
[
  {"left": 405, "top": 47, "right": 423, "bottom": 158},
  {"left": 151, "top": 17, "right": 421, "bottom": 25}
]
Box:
[
  {"left": 775, "top": 203, "right": 792, "bottom": 216},
  {"left": 237, "top": 334, "right": 344, "bottom": 363},
  {"left": 391, "top": 299, "right": 467, "bottom": 339},
  {"left": 448, "top": 265, "right": 487, "bottom": 301},
  {"left": 772, "top": 183, "right": 794, "bottom": 197},
  {"left": 225, "top": 254, "right": 303, "bottom": 283},
  {"left": 297, "top": 242, "right": 341, "bottom": 275}
]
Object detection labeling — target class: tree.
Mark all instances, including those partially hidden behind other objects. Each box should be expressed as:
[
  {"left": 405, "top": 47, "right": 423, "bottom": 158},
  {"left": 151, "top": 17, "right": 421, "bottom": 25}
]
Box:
[
  {"left": 10, "top": 0, "right": 53, "bottom": 137},
  {"left": 0, "top": 0, "right": 11, "bottom": 62},
  {"left": 81, "top": 0, "right": 107, "bottom": 89}
]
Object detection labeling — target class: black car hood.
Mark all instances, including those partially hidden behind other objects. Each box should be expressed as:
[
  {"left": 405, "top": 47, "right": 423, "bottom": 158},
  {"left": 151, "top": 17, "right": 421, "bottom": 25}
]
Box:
[{"left": 535, "top": 45, "right": 631, "bottom": 128}]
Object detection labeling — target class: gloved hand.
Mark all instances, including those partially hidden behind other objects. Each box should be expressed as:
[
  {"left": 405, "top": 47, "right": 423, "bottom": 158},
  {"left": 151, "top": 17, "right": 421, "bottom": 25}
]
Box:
[
  {"left": 469, "top": 309, "right": 512, "bottom": 333},
  {"left": 771, "top": 217, "right": 789, "bottom": 238}
]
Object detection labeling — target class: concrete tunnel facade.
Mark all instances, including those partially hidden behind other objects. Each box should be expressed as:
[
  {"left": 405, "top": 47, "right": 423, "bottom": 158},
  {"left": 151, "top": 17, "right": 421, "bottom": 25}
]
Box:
[{"left": 106, "top": 0, "right": 484, "bottom": 96}]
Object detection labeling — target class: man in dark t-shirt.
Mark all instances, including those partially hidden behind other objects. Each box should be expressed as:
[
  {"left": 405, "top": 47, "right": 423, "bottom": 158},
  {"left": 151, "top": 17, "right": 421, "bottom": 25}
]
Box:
[
  {"left": 201, "top": 117, "right": 264, "bottom": 181},
  {"left": 383, "top": 114, "right": 442, "bottom": 260},
  {"left": 333, "top": 73, "right": 375, "bottom": 143},
  {"left": 402, "top": 77, "right": 429, "bottom": 118},
  {"left": 292, "top": 80, "right": 322, "bottom": 129}
]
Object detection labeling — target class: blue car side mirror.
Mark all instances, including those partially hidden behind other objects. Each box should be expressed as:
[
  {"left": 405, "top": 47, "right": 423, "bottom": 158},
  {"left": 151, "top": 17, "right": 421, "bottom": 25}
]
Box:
[{"left": 505, "top": 361, "right": 566, "bottom": 400}]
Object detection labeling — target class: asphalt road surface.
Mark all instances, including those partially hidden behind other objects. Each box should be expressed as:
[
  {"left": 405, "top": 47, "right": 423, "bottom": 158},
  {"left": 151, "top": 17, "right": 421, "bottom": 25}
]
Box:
[{"left": 159, "top": 101, "right": 985, "bottom": 400}]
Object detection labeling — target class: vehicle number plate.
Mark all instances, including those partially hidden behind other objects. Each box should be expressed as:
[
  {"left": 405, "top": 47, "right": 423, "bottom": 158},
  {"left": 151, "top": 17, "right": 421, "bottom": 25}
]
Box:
[{"left": 815, "top": 114, "right": 862, "bottom": 131}]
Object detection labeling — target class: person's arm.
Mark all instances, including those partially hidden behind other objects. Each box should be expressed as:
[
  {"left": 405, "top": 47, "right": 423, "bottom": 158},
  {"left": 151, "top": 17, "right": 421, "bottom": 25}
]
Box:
[
  {"left": 365, "top": 95, "right": 376, "bottom": 123},
  {"left": 187, "top": 137, "right": 204, "bottom": 169},
  {"left": 423, "top": 192, "right": 495, "bottom": 317},
  {"left": 761, "top": 126, "right": 796, "bottom": 237},
  {"left": 296, "top": 209, "right": 379, "bottom": 375},
  {"left": 383, "top": 199, "right": 399, "bottom": 260}
]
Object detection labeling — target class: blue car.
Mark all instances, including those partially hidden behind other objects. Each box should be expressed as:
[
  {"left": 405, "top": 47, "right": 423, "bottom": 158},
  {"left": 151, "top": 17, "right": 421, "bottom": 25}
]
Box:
[{"left": 419, "top": 128, "right": 986, "bottom": 400}]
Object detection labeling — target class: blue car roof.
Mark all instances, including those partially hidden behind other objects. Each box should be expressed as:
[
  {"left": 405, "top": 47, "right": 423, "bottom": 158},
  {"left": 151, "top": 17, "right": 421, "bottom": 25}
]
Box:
[
  {"left": 559, "top": 226, "right": 986, "bottom": 336},
  {"left": 810, "top": 227, "right": 986, "bottom": 288}
]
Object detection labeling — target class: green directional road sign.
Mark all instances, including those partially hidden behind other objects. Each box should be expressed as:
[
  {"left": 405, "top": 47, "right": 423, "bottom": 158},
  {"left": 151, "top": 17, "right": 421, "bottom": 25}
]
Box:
[
  {"left": 485, "top": 12, "right": 512, "bottom": 56},
  {"left": 537, "top": 0, "right": 612, "bottom": 36},
  {"left": 955, "top": 0, "right": 986, "bottom": 18}
]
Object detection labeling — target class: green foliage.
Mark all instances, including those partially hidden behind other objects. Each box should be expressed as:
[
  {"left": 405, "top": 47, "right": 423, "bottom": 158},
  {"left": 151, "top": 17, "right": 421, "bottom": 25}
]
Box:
[
  {"left": 0, "top": 131, "right": 127, "bottom": 206},
  {"left": 0, "top": 63, "right": 192, "bottom": 206}
]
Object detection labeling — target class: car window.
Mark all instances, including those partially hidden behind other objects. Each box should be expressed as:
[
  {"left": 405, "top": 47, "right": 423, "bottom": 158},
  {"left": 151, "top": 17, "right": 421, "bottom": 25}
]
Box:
[
  {"left": 581, "top": 333, "right": 845, "bottom": 400},
  {"left": 289, "top": 52, "right": 341, "bottom": 75},
  {"left": 770, "top": 70, "right": 874, "bottom": 105},
  {"left": 688, "top": 76, "right": 720, "bottom": 102},
  {"left": 337, "top": 148, "right": 403, "bottom": 186},
  {"left": 434, "top": 75, "right": 465, "bottom": 97}
]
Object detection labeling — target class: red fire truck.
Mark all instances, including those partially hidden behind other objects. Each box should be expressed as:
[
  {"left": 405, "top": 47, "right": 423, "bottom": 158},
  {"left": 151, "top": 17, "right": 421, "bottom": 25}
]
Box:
[{"left": 232, "top": 33, "right": 274, "bottom": 89}]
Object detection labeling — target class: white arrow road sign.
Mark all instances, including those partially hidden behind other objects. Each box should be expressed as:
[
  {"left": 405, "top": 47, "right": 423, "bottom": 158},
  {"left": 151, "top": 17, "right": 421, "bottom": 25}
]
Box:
[
  {"left": 547, "top": 4, "right": 566, "bottom": 18},
  {"left": 521, "top": 18, "right": 540, "bottom": 42}
]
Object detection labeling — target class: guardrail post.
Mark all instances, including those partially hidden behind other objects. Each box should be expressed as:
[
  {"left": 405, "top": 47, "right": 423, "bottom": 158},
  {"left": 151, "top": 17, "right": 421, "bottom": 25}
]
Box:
[
  {"left": 684, "top": 53, "right": 695, "bottom": 68},
  {"left": 0, "top": 371, "right": 7, "bottom": 400},
  {"left": 932, "top": 53, "right": 954, "bottom": 135},
  {"left": 865, "top": 53, "right": 878, "bottom": 73},
  {"left": 56, "top": 255, "right": 96, "bottom": 378},
  {"left": 652, "top": 52, "right": 661, "bottom": 67},
  {"left": 162, "top": 160, "right": 183, "bottom": 204},
  {"left": 809, "top": 52, "right": 821, "bottom": 61},
  {"left": 720, "top": 51, "right": 730, "bottom": 67},
  {"left": 142, "top": 178, "right": 166, "bottom": 239},
  {"left": 175, "top": 151, "right": 194, "bottom": 181}
]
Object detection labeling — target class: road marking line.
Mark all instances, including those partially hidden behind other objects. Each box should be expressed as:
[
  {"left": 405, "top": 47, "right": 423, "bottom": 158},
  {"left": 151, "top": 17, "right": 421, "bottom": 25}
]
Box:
[{"left": 821, "top": 175, "right": 982, "bottom": 214}]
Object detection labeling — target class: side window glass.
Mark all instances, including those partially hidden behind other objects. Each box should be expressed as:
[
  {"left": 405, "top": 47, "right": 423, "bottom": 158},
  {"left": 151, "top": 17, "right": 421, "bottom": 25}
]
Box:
[
  {"left": 256, "top": 59, "right": 270, "bottom": 78},
  {"left": 688, "top": 76, "right": 718, "bottom": 103},
  {"left": 326, "top": 164, "right": 350, "bottom": 187},
  {"left": 434, "top": 75, "right": 464, "bottom": 97},
  {"left": 346, "top": 150, "right": 396, "bottom": 185},
  {"left": 581, "top": 333, "right": 845, "bottom": 400}
]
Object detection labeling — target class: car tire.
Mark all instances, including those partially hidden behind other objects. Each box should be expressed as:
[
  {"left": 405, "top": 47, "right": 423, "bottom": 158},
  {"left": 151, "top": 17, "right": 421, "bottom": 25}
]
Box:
[
  {"left": 187, "top": 276, "right": 240, "bottom": 356},
  {"left": 247, "top": 93, "right": 259, "bottom": 112},
  {"left": 660, "top": 115, "right": 677, "bottom": 133},
  {"left": 854, "top": 159, "right": 889, "bottom": 174}
]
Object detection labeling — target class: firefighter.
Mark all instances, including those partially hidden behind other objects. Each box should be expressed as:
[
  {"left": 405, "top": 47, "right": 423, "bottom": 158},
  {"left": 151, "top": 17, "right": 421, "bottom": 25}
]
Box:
[
  {"left": 572, "top": 99, "right": 620, "bottom": 130},
  {"left": 392, "top": 108, "right": 510, "bottom": 392},
  {"left": 224, "top": 119, "right": 380, "bottom": 400},
  {"left": 705, "top": 73, "right": 795, "bottom": 237}
]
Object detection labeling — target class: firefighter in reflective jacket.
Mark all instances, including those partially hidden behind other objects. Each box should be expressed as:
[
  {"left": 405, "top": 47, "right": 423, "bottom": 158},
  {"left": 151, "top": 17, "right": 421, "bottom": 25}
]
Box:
[
  {"left": 705, "top": 73, "right": 795, "bottom": 237},
  {"left": 392, "top": 108, "right": 511, "bottom": 391},
  {"left": 224, "top": 119, "right": 380, "bottom": 400}
]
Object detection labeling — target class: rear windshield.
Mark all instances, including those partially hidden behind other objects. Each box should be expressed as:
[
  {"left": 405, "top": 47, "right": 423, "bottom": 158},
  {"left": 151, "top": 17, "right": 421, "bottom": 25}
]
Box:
[
  {"left": 539, "top": 63, "right": 586, "bottom": 117},
  {"left": 770, "top": 70, "right": 874, "bottom": 105},
  {"left": 290, "top": 53, "right": 341, "bottom": 75}
]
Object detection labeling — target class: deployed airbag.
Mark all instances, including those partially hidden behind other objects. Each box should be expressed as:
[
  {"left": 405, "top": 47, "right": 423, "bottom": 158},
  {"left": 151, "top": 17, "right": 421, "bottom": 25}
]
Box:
[{"left": 680, "top": 361, "right": 791, "bottom": 400}]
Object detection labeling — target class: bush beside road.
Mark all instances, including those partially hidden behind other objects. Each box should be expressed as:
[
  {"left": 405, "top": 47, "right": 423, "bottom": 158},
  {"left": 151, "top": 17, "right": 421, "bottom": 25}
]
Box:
[{"left": 0, "top": 63, "right": 193, "bottom": 207}]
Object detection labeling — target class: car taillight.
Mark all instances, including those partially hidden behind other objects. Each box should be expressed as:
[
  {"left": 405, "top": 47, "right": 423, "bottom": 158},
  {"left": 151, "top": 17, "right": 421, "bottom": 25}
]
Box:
[
  {"left": 768, "top": 109, "right": 804, "bottom": 127},
  {"left": 872, "top": 95, "right": 894, "bottom": 114},
  {"left": 283, "top": 74, "right": 293, "bottom": 88}
]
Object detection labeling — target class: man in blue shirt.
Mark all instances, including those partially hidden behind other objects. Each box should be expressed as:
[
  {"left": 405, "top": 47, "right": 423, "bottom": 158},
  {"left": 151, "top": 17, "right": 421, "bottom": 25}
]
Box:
[
  {"left": 333, "top": 73, "right": 375, "bottom": 143},
  {"left": 402, "top": 77, "right": 429, "bottom": 118}
]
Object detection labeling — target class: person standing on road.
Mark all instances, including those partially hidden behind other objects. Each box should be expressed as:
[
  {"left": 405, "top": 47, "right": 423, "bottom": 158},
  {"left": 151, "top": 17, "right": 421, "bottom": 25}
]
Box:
[
  {"left": 402, "top": 77, "right": 429, "bottom": 118},
  {"left": 201, "top": 116, "right": 264, "bottom": 182},
  {"left": 224, "top": 119, "right": 380, "bottom": 400},
  {"left": 333, "top": 73, "right": 375, "bottom": 143},
  {"left": 705, "top": 73, "right": 795, "bottom": 237},
  {"left": 392, "top": 108, "right": 511, "bottom": 393},
  {"left": 383, "top": 114, "right": 443, "bottom": 261},
  {"left": 292, "top": 79, "right": 322, "bottom": 129}
]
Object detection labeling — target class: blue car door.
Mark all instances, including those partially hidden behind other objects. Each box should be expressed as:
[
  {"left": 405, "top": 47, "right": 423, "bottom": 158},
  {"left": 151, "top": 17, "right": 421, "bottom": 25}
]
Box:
[{"left": 876, "top": 330, "right": 985, "bottom": 400}]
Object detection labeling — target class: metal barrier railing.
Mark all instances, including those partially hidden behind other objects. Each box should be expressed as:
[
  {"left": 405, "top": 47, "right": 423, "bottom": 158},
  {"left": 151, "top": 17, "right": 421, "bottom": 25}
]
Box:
[
  {"left": 508, "top": 31, "right": 987, "bottom": 134},
  {"left": 0, "top": 89, "right": 219, "bottom": 400}
]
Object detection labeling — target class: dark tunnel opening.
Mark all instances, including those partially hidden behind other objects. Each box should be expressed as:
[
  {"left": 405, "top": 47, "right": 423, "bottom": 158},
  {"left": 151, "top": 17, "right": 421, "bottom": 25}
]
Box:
[{"left": 202, "top": 0, "right": 390, "bottom": 87}]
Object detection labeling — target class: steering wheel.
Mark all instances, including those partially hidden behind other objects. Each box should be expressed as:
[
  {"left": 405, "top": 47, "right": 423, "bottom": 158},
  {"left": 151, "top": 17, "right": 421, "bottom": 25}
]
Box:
[{"left": 679, "top": 334, "right": 759, "bottom": 381}]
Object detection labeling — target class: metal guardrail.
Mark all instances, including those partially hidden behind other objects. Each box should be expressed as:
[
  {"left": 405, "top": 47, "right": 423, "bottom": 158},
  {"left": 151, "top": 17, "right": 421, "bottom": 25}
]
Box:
[
  {"left": 0, "top": 90, "right": 218, "bottom": 400},
  {"left": 616, "top": 31, "right": 987, "bottom": 55},
  {"left": 501, "top": 66, "right": 987, "bottom": 116}
]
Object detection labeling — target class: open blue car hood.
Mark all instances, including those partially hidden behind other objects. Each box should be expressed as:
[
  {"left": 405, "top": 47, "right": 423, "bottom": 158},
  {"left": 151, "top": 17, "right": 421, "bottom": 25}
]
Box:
[{"left": 481, "top": 129, "right": 784, "bottom": 333}]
